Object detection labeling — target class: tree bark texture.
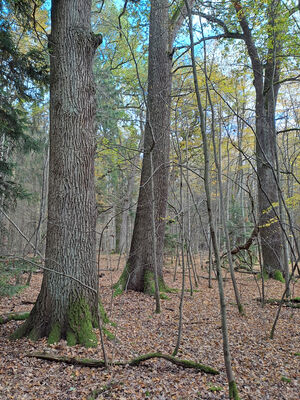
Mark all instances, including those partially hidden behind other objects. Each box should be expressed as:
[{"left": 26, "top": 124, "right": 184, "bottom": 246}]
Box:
[
  {"left": 13, "top": 0, "right": 101, "bottom": 346},
  {"left": 233, "top": 0, "right": 283, "bottom": 276},
  {"left": 125, "top": 0, "right": 173, "bottom": 292}
]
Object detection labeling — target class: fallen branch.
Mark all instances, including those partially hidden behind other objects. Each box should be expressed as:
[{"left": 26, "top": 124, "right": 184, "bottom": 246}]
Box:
[
  {"left": 256, "top": 298, "right": 300, "bottom": 308},
  {"left": 221, "top": 226, "right": 259, "bottom": 258},
  {"left": 0, "top": 312, "right": 30, "bottom": 324},
  {"left": 26, "top": 351, "right": 219, "bottom": 374}
]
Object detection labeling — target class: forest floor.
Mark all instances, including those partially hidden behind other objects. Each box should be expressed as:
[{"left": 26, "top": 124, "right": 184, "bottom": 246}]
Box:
[{"left": 0, "top": 255, "right": 299, "bottom": 400}]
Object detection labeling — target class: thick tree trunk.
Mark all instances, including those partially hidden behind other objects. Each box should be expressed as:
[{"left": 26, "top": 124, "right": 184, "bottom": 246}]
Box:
[
  {"left": 118, "top": 0, "right": 195, "bottom": 293},
  {"left": 12, "top": 0, "right": 102, "bottom": 346},
  {"left": 233, "top": 0, "right": 283, "bottom": 277},
  {"left": 256, "top": 95, "right": 283, "bottom": 276},
  {"left": 122, "top": 0, "right": 172, "bottom": 293}
]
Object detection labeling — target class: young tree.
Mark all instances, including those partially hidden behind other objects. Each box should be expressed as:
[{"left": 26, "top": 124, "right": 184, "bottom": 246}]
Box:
[{"left": 13, "top": 0, "right": 103, "bottom": 346}]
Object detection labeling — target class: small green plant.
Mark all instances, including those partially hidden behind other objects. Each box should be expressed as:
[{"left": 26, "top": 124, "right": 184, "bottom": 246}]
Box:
[
  {"left": 208, "top": 384, "right": 223, "bottom": 392},
  {"left": 274, "top": 270, "right": 285, "bottom": 283},
  {"left": 257, "top": 269, "right": 269, "bottom": 281},
  {"left": 293, "top": 352, "right": 300, "bottom": 356},
  {"left": 281, "top": 376, "right": 291, "bottom": 383}
]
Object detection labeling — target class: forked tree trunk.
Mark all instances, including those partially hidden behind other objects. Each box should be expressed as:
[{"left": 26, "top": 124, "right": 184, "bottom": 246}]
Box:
[{"left": 12, "top": 0, "right": 102, "bottom": 346}]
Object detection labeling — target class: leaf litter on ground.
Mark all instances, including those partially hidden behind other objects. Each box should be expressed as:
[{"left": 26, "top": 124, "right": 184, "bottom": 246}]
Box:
[{"left": 0, "top": 254, "right": 299, "bottom": 399}]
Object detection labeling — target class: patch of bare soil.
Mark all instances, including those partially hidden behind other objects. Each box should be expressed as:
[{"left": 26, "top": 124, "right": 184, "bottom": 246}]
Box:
[{"left": 0, "top": 255, "right": 299, "bottom": 399}]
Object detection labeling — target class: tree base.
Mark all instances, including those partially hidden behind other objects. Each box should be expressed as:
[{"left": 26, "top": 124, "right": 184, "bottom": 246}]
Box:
[
  {"left": 113, "top": 266, "right": 170, "bottom": 297},
  {"left": 10, "top": 299, "right": 105, "bottom": 347},
  {"left": 229, "top": 380, "right": 240, "bottom": 400}
]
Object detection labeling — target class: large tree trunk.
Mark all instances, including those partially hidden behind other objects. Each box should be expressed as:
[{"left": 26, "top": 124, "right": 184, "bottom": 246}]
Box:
[
  {"left": 233, "top": 0, "right": 283, "bottom": 277},
  {"left": 256, "top": 3, "right": 283, "bottom": 277},
  {"left": 12, "top": 0, "right": 102, "bottom": 346},
  {"left": 122, "top": 0, "right": 173, "bottom": 293},
  {"left": 256, "top": 82, "right": 283, "bottom": 276},
  {"left": 118, "top": 0, "right": 195, "bottom": 293}
]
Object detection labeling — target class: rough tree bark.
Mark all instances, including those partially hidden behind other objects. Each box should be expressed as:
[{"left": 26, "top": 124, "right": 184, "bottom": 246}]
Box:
[
  {"left": 12, "top": 0, "right": 102, "bottom": 346},
  {"left": 232, "top": 0, "right": 284, "bottom": 277},
  {"left": 117, "top": 0, "right": 195, "bottom": 294}
]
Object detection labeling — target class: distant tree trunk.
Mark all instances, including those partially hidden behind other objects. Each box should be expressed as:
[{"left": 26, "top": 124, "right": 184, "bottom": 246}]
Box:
[
  {"left": 12, "top": 0, "right": 102, "bottom": 346},
  {"left": 118, "top": 152, "right": 139, "bottom": 254},
  {"left": 118, "top": 0, "right": 195, "bottom": 293}
]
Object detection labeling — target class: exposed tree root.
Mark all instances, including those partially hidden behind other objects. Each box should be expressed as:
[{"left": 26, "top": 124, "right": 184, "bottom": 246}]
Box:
[
  {"left": 0, "top": 311, "right": 29, "bottom": 324},
  {"left": 26, "top": 351, "right": 219, "bottom": 374}
]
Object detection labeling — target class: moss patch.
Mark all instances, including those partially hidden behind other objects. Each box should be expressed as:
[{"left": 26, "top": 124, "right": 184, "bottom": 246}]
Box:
[
  {"left": 66, "top": 330, "right": 77, "bottom": 346},
  {"left": 0, "top": 311, "right": 29, "bottom": 324},
  {"left": 229, "top": 380, "right": 240, "bottom": 400},
  {"left": 48, "top": 322, "right": 61, "bottom": 345},
  {"left": 274, "top": 270, "right": 285, "bottom": 283},
  {"left": 208, "top": 384, "right": 223, "bottom": 392},
  {"left": 103, "top": 327, "right": 116, "bottom": 341},
  {"left": 113, "top": 264, "right": 130, "bottom": 296},
  {"left": 98, "top": 301, "right": 109, "bottom": 325},
  {"left": 144, "top": 270, "right": 169, "bottom": 296},
  {"left": 68, "top": 299, "right": 97, "bottom": 348},
  {"left": 257, "top": 269, "right": 269, "bottom": 281}
]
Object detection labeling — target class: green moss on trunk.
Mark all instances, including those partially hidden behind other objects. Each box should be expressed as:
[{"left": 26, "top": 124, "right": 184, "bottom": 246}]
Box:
[
  {"left": 229, "top": 380, "right": 240, "bottom": 400},
  {"left": 66, "top": 330, "right": 77, "bottom": 346},
  {"left": 48, "top": 322, "right": 61, "bottom": 344},
  {"left": 144, "top": 270, "right": 168, "bottom": 296},
  {"left": 113, "top": 264, "right": 130, "bottom": 296},
  {"left": 68, "top": 299, "right": 97, "bottom": 348}
]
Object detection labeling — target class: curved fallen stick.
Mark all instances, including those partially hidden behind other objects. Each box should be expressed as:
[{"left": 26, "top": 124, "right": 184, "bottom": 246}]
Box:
[{"left": 26, "top": 351, "right": 219, "bottom": 375}]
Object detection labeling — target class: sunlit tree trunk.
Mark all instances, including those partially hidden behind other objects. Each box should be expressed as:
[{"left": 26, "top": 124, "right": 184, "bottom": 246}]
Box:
[
  {"left": 13, "top": 0, "right": 102, "bottom": 346},
  {"left": 119, "top": 0, "right": 195, "bottom": 293},
  {"left": 232, "top": 0, "right": 283, "bottom": 277}
]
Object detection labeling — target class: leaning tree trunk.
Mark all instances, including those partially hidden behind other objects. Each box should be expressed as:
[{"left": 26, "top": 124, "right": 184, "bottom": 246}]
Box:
[{"left": 12, "top": 0, "right": 102, "bottom": 346}]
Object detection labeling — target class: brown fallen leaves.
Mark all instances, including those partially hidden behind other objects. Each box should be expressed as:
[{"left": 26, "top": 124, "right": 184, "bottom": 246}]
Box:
[{"left": 0, "top": 254, "right": 299, "bottom": 399}]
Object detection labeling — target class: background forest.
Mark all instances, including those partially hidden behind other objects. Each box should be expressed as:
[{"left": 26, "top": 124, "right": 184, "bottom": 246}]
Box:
[{"left": 0, "top": 0, "right": 299, "bottom": 399}]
